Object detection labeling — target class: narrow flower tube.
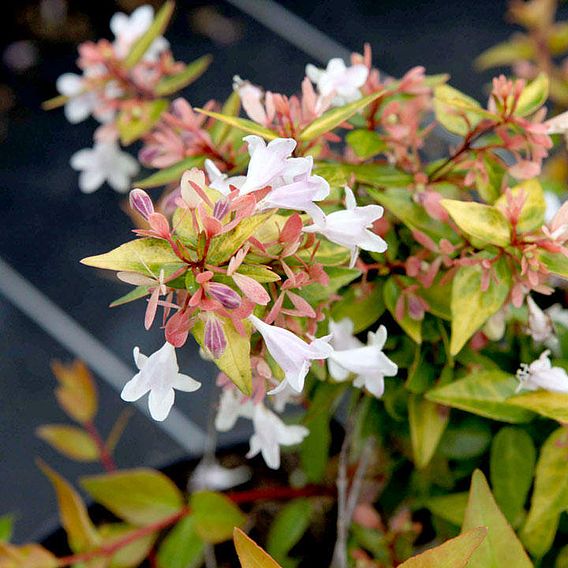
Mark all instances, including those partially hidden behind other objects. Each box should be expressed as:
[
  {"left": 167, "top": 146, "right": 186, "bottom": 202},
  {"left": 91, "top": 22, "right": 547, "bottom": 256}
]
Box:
[{"left": 205, "top": 317, "right": 227, "bottom": 359}]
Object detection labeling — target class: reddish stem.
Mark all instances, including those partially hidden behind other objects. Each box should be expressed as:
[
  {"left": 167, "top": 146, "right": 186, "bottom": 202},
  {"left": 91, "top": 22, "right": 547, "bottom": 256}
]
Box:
[{"left": 84, "top": 422, "right": 117, "bottom": 473}]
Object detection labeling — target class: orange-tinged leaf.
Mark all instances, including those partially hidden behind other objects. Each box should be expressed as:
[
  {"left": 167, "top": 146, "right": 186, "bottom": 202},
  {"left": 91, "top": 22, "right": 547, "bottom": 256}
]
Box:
[
  {"left": 399, "top": 527, "right": 487, "bottom": 567},
  {"left": 37, "top": 460, "right": 99, "bottom": 553},
  {"left": 233, "top": 528, "right": 282, "bottom": 568},
  {"left": 36, "top": 425, "right": 100, "bottom": 462},
  {"left": 51, "top": 360, "right": 97, "bottom": 424},
  {"left": 0, "top": 543, "right": 57, "bottom": 568}
]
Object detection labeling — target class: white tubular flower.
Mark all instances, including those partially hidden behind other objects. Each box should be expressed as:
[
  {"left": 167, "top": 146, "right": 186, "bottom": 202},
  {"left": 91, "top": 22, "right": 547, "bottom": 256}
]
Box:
[
  {"left": 305, "top": 58, "right": 368, "bottom": 106},
  {"left": 328, "top": 319, "right": 364, "bottom": 381},
  {"left": 526, "top": 296, "right": 554, "bottom": 343},
  {"left": 328, "top": 324, "right": 398, "bottom": 398},
  {"left": 56, "top": 73, "right": 99, "bottom": 124},
  {"left": 544, "top": 191, "right": 562, "bottom": 224},
  {"left": 204, "top": 158, "right": 245, "bottom": 196},
  {"left": 257, "top": 156, "right": 330, "bottom": 225},
  {"left": 547, "top": 304, "right": 568, "bottom": 329},
  {"left": 303, "top": 186, "right": 387, "bottom": 267},
  {"left": 215, "top": 387, "right": 254, "bottom": 432},
  {"left": 70, "top": 141, "right": 139, "bottom": 193},
  {"left": 247, "top": 404, "right": 309, "bottom": 469},
  {"left": 240, "top": 136, "right": 297, "bottom": 194},
  {"left": 121, "top": 342, "right": 201, "bottom": 421},
  {"left": 110, "top": 5, "right": 169, "bottom": 61},
  {"left": 516, "top": 350, "right": 568, "bottom": 394},
  {"left": 248, "top": 315, "right": 333, "bottom": 394}
]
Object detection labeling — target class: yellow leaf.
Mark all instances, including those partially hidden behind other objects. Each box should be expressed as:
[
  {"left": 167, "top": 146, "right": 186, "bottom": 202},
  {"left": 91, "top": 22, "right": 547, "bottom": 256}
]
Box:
[
  {"left": 37, "top": 425, "right": 100, "bottom": 462},
  {"left": 233, "top": 528, "right": 282, "bottom": 568},
  {"left": 37, "top": 460, "right": 99, "bottom": 553},
  {"left": 194, "top": 108, "right": 278, "bottom": 140},
  {"left": 51, "top": 360, "right": 97, "bottom": 424}
]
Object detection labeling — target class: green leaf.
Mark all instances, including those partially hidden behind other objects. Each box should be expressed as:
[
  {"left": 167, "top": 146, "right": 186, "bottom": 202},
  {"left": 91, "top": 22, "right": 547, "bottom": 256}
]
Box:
[
  {"left": 490, "top": 427, "right": 536, "bottom": 526},
  {"left": 124, "top": 1, "right": 174, "bottom": 68},
  {"left": 135, "top": 156, "right": 206, "bottom": 189},
  {"left": 300, "top": 266, "right": 361, "bottom": 304},
  {"left": 191, "top": 491, "right": 245, "bottom": 544},
  {"left": 193, "top": 317, "right": 252, "bottom": 395},
  {"left": 398, "top": 527, "right": 487, "bottom": 568},
  {"left": 98, "top": 523, "right": 157, "bottom": 568},
  {"left": 314, "top": 162, "right": 412, "bottom": 188},
  {"left": 157, "top": 516, "right": 204, "bottom": 568},
  {"left": 462, "top": 470, "right": 533, "bottom": 568},
  {"left": 210, "top": 91, "right": 241, "bottom": 145},
  {"left": 495, "top": 179, "right": 546, "bottom": 233},
  {"left": 384, "top": 278, "right": 422, "bottom": 344},
  {"left": 441, "top": 199, "right": 511, "bottom": 247},
  {"left": 234, "top": 528, "right": 282, "bottom": 568},
  {"left": 507, "top": 390, "right": 568, "bottom": 422},
  {"left": 538, "top": 250, "right": 568, "bottom": 279},
  {"left": 81, "top": 238, "right": 182, "bottom": 274},
  {"left": 369, "top": 187, "right": 457, "bottom": 243},
  {"left": 424, "top": 493, "right": 469, "bottom": 526},
  {"left": 449, "top": 258, "right": 511, "bottom": 355},
  {"left": 515, "top": 73, "right": 549, "bottom": 117},
  {"left": 426, "top": 370, "right": 535, "bottom": 423},
  {"left": 38, "top": 460, "right": 99, "bottom": 553},
  {"left": 408, "top": 395, "right": 449, "bottom": 469},
  {"left": 195, "top": 108, "right": 278, "bottom": 140},
  {"left": 475, "top": 38, "right": 535, "bottom": 70},
  {"left": 81, "top": 468, "right": 184, "bottom": 526},
  {"left": 345, "top": 129, "right": 387, "bottom": 159},
  {"left": 207, "top": 211, "right": 274, "bottom": 265},
  {"left": 155, "top": 55, "right": 212, "bottom": 96},
  {"left": 331, "top": 281, "right": 385, "bottom": 334},
  {"left": 299, "top": 90, "right": 385, "bottom": 141},
  {"left": 439, "top": 418, "right": 492, "bottom": 460},
  {"left": 118, "top": 99, "right": 169, "bottom": 145},
  {"left": 0, "top": 515, "right": 14, "bottom": 543},
  {"left": 299, "top": 407, "right": 331, "bottom": 483},
  {"left": 36, "top": 425, "right": 100, "bottom": 462},
  {"left": 110, "top": 285, "right": 150, "bottom": 308},
  {"left": 434, "top": 84, "right": 493, "bottom": 136},
  {"left": 521, "top": 428, "right": 568, "bottom": 557},
  {"left": 266, "top": 500, "right": 311, "bottom": 565},
  {"left": 296, "top": 239, "right": 351, "bottom": 266}
]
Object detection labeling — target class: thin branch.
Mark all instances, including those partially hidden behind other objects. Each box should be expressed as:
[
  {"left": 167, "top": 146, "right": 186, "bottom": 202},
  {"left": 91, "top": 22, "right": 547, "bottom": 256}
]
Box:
[
  {"left": 345, "top": 437, "right": 374, "bottom": 522},
  {"left": 84, "top": 421, "right": 117, "bottom": 473}
]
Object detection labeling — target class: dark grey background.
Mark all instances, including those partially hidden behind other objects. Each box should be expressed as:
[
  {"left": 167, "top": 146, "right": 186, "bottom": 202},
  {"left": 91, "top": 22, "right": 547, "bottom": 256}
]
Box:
[{"left": 0, "top": 0, "right": 527, "bottom": 543}]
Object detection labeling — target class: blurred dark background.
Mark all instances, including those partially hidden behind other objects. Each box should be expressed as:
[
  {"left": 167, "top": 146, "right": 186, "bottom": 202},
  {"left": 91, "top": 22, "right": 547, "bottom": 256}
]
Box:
[{"left": 0, "top": 0, "right": 534, "bottom": 543}]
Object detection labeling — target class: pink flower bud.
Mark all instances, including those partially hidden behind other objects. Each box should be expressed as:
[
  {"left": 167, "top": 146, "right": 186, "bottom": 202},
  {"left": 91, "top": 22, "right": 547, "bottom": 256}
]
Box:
[
  {"left": 129, "top": 189, "right": 154, "bottom": 220},
  {"left": 208, "top": 282, "right": 242, "bottom": 310},
  {"left": 205, "top": 317, "right": 226, "bottom": 359}
]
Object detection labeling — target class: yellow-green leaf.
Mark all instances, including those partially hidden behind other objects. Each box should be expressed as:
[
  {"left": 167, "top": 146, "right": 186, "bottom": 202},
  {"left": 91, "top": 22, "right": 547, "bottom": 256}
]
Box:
[
  {"left": 507, "top": 390, "right": 568, "bottom": 422},
  {"left": 266, "top": 499, "right": 311, "bottom": 565},
  {"left": 81, "top": 238, "right": 183, "bottom": 274},
  {"left": 424, "top": 493, "right": 469, "bottom": 526},
  {"left": 0, "top": 543, "right": 58, "bottom": 568},
  {"left": 36, "top": 425, "right": 100, "bottom": 462},
  {"left": 521, "top": 428, "right": 568, "bottom": 557},
  {"left": 155, "top": 55, "right": 212, "bottom": 96},
  {"left": 399, "top": 527, "right": 487, "bottom": 568},
  {"left": 516, "top": 72, "right": 549, "bottom": 117},
  {"left": 195, "top": 108, "right": 278, "bottom": 140},
  {"left": 233, "top": 528, "right": 282, "bottom": 568},
  {"left": 495, "top": 179, "right": 545, "bottom": 233},
  {"left": 331, "top": 281, "right": 385, "bottom": 334},
  {"left": 41, "top": 94, "right": 68, "bottom": 111},
  {"left": 51, "top": 360, "right": 97, "bottom": 424},
  {"left": 124, "top": 1, "right": 174, "bottom": 69},
  {"left": 38, "top": 460, "right": 99, "bottom": 552},
  {"left": 81, "top": 468, "right": 184, "bottom": 526},
  {"left": 441, "top": 199, "right": 511, "bottom": 247},
  {"left": 207, "top": 211, "right": 274, "bottom": 265},
  {"left": 425, "top": 370, "right": 535, "bottom": 423},
  {"left": 299, "top": 90, "right": 384, "bottom": 141},
  {"left": 475, "top": 38, "right": 535, "bottom": 70},
  {"left": 462, "top": 470, "right": 533, "bottom": 568},
  {"left": 345, "top": 129, "right": 386, "bottom": 159},
  {"left": 157, "top": 515, "right": 204, "bottom": 568},
  {"left": 190, "top": 492, "right": 245, "bottom": 544},
  {"left": 408, "top": 395, "right": 449, "bottom": 469},
  {"left": 117, "top": 99, "right": 169, "bottom": 145},
  {"left": 450, "top": 259, "right": 511, "bottom": 355},
  {"left": 538, "top": 250, "right": 568, "bottom": 279},
  {"left": 193, "top": 317, "right": 252, "bottom": 395},
  {"left": 98, "top": 523, "right": 158, "bottom": 568},
  {"left": 135, "top": 156, "right": 205, "bottom": 189}
]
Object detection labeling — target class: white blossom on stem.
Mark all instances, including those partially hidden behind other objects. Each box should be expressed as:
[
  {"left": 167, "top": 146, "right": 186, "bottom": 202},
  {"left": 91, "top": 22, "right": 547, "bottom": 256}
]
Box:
[
  {"left": 70, "top": 141, "right": 139, "bottom": 193},
  {"left": 304, "top": 186, "right": 387, "bottom": 267},
  {"left": 121, "top": 342, "right": 201, "bottom": 421},
  {"left": 248, "top": 315, "right": 332, "bottom": 394},
  {"left": 516, "top": 350, "right": 568, "bottom": 393},
  {"left": 305, "top": 58, "right": 368, "bottom": 106},
  {"left": 328, "top": 321, "right": 398, "bottom": 398}
]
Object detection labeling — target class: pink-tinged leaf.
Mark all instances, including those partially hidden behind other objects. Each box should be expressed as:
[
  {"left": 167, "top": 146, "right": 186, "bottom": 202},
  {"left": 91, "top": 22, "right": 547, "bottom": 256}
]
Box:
[
  {"left": 233, "top": 273, "right": 270, "bottom": 306},
  {"left": 287, "top": 291, "right": 316, "bottom": 318},
  {"left": 145, "top": 287, "right": 161, "bottom": 330},
  {"left": 280, "top": 213, "right": 303, "bottom": 244},
  {"left": 165, "top": 311, "right": 191, "bottom": 348}
]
